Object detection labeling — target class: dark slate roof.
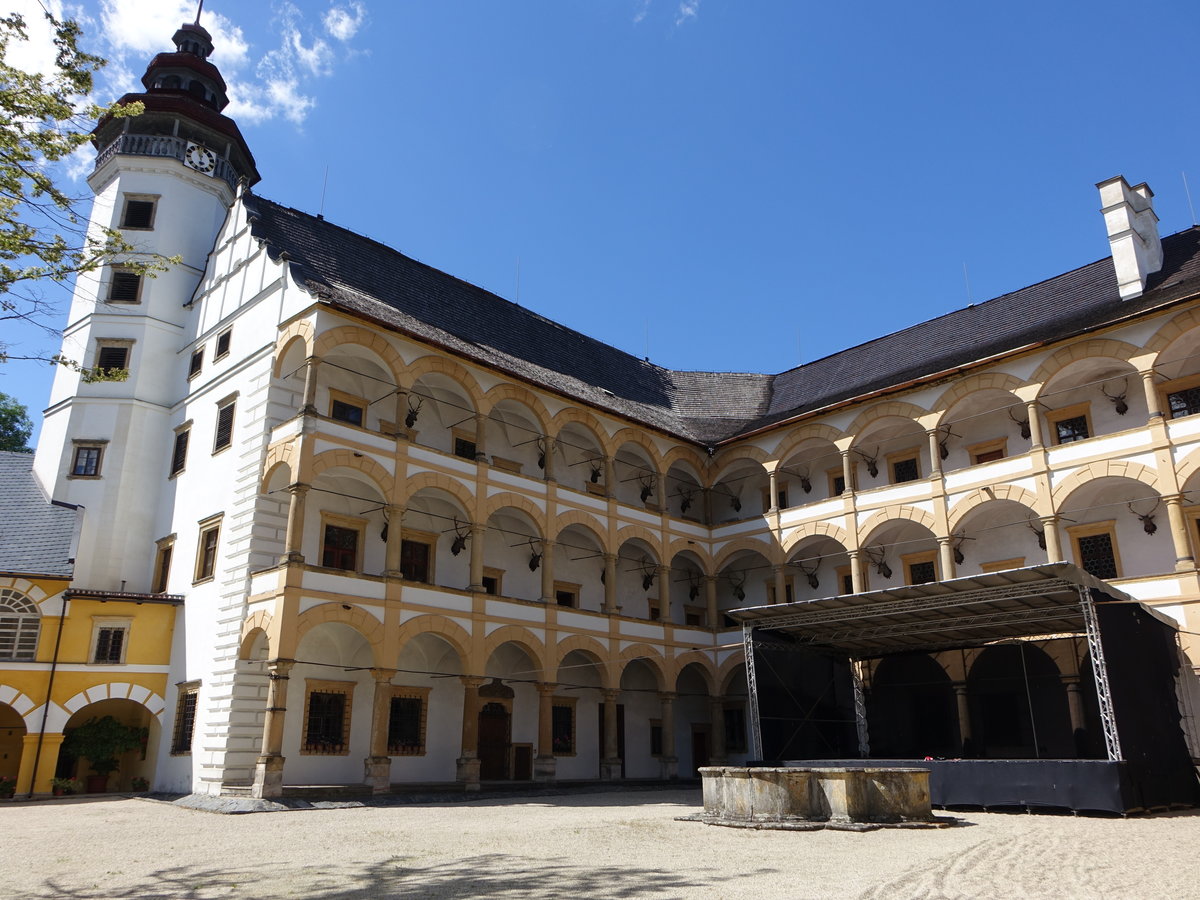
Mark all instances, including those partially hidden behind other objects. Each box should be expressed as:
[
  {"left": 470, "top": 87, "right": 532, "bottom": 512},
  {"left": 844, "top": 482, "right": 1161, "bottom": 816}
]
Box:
[
  {"left": 241, "top": 192, "right": 1200, "bottom": 444},
  {"left": 0, "top": 451, "right": 76, "bottom": 578}
]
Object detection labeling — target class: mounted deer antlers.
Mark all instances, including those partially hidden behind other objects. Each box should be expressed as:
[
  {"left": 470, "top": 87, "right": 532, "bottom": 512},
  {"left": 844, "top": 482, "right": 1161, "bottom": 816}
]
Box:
[
  {"left": 938, "top": 427, "right": 960, "bottom": 461},
  {"left": 1102, "top": 377, "right": 1130, "bottom": 415},
  {"left": 855, "top": 448, "right": 879, "bottom": 478},
  {"left": 1128, "top": 499, "right": 1160, "bottom": 534},
  {"left": 589, "top": 460, "right": 603, "bottom": 484},
  {"left": 794, "top": 557, "right": 820, "bottom": 590},
  {"left": 952, "top": 531, "right": 973, "bottom": 565},
  {"left": 639, "top": 474, "right": 657, "bottom": 504},
  {"left": 1008, "top": 408, "right": 1031, "bottom": 440},
  {"left": 450, "top": 517, "right": 469, "bottom": 556},
  {"left": 688, "top": 574, "right": 701, "bottom": 600},
  {"left": 793, "top": 465, "right": 813, "bottom": 494},
  {"left": 527, "top": 540, "right": 542, "bottom": 571},
  {"left": 678, "top": 487, "right": 694, "bottom": 515},
  {"left": 404, "top": 395, "right": 424, "bottom": 429},
  {"left": 535, "top": 437, "right": 547, "bottom": 470},
  {"left": 728, "top": 570, "right": 746, "bottom": 602},
  {"left": 1026, "top": 517, "right": 1047, "bottom": 550},
  {"left": 864, "top": 546, "right": 891, "bottom": 580}
]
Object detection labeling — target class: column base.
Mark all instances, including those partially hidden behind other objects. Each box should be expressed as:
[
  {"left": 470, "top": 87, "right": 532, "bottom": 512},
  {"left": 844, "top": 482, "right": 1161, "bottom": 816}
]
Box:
[
  {"left": 456, "top": 756, "right": 481, "bottom": 791},
  {"left": 280, "top": 551, "right": 304, "bottom": 565},
  {"left": 599, "top": 759, "right": 622, "bottom": 781},
  {"left": 533, "top": 755, "right": 557, "bottom": 782},
  {"left": 251, "top": 755, "right": 286, "bottom": 799},
  {"left": 659, "top": 756, "right": 678, "bottom": 780},
  {"left": 364, "top": 756, "right": 391, "bottom": 793}
]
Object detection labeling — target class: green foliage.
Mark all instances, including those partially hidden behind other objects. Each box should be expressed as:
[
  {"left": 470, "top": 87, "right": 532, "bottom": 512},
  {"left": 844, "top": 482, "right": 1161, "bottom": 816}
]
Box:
[
  {"left": 0, "top": 391, "right": 33, "bottom": 451},
  {"left": 61, "top": 715, "right": 147, "bottom": 777},
  {"left": 0, "top": 11, "right": 176, "bottom": 373}
]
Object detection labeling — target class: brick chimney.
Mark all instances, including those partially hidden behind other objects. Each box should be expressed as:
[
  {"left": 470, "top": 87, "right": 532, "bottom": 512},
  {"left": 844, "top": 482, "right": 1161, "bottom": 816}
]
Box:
[{"left": 1098, "top": 175, "right": 1162, "bottom": 300}]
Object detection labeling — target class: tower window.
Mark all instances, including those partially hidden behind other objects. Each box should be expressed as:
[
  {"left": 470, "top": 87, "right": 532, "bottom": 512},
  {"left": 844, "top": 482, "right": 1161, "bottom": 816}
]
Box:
[
  {"left": 70, "top": 443, "right": 104, "bottom": 477},
  {"left": 214, "top": 329, "right": 232, "bottom": 360},
  {"left": 108, "top": 270, "right": 142, "bottom": 303},
  {"left": 93, "top": 341, "right": 132, "bottom": 377},
  {"left": 213, "top": 398, "right": 236, "bottom": 452},
  {"left": 121, "top": 197, "right": 156, "bottom": 230},
  {"left": 194, "top": 515, "right": 222, "bottom": 582},
  {"left": 188, "top": 348, "right": 204, "bottom": 379},
  {"left": 170, "top": 428, "right": 190, "bottom": 476}
]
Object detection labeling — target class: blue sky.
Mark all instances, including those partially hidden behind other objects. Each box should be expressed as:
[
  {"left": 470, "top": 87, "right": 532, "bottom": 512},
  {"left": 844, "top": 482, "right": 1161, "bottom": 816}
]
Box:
[{"left": 5, "top": 0, "right": 1200, "bottom": 445}]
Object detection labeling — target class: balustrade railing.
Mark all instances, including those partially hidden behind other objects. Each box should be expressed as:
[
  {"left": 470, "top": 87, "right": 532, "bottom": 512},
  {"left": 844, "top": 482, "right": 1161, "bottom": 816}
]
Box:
[{"left": 94, "top": 133, "right": 239, "bottom": 190}]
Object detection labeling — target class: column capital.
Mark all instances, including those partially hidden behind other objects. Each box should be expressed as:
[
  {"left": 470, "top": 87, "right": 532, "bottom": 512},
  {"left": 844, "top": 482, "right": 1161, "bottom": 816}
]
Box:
[
  {"left": 460, "top": 675, "right": 487, "bottom": 690},
  {"left": 535, "top": 681, "right": 559, "bottom": 696},
  {"left": 602, "top": 688, "right": 620, "bottom": 702},
  {"left": 470, "top": 522, "right": 486, "bottom": 536},
  {"left": 267, "top": 658, "right": 295, "bottom": 678},
  {"left": 370, "top": 668, "right": 398, "bottom": 684},
  {"left": 286, "top": 482, "right": 310, "bottom": 496},
  {"left": 658, "top": 691, "right": 677, "bottom": 703}
]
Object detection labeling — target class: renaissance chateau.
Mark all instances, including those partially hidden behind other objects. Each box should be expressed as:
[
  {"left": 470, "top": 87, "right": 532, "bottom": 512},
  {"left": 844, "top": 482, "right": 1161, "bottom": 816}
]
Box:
[{"left": 2, "top": 19, "right": 1198, "bottom": 798}]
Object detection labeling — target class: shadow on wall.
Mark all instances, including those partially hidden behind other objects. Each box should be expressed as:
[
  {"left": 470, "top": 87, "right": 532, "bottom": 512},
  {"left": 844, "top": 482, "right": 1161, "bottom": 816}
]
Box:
[{"left": 21, "top": 852, "right": 775, "bottom": 900}]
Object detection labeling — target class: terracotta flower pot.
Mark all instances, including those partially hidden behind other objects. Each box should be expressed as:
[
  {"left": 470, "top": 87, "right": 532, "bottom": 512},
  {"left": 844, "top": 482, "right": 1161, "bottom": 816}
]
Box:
[{"left": 85, "top": 774, "right": 109, "bottom": 793}]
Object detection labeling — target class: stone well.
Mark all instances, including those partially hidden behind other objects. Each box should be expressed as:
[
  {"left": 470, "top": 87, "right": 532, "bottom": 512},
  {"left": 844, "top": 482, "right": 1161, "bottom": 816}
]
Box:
[{"left": 698, "top": 766, "right": 933, "bottom": 828}]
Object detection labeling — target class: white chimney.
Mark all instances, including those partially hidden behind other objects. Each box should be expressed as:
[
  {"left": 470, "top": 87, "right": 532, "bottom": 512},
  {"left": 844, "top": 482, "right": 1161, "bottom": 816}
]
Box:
[{"left": 1098, "top": 175, "right": 1162, "bottom": 300}]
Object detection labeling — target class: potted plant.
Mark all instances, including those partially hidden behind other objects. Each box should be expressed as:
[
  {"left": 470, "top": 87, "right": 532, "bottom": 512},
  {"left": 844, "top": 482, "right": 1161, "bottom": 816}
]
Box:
[
  {"left": 0, "top": 775, "right": 15, "bottom": 798},
  {"left": 130, "top": 776, "right": 149, "bottom": 792},
  {"left": 50, "top": 777, "right": 80, "bottom": 796},
  {"left": 61, "top": 716, "right": 147, "bottom": 793}
]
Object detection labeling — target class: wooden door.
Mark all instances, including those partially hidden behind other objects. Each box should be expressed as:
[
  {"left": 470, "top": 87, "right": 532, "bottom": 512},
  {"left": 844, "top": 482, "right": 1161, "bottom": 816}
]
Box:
[{"left": 478, "top": 702, "right": 511, "bottom": 780}]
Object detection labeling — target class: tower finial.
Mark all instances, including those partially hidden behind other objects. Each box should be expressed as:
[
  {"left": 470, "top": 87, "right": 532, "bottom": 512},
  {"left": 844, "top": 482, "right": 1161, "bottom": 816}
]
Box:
[{"left": 195, "top": 0, "right": 204, "bottom": 26}]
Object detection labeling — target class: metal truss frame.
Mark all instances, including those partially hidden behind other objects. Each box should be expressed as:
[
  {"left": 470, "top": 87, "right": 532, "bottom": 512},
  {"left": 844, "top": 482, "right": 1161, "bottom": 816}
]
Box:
[
  {"left": 1079, "top": 587, "right": 1123, "bottom": 761},
  {"left": 851, "top": 660, "right": 870, "bottom": 758},
  {"left": 743, "top": 624, "right": 763, "bottom": 761}
]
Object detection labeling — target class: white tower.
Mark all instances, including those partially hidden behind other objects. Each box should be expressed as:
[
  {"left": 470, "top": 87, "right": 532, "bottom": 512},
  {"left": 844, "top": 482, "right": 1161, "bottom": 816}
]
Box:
[{"left": 33, "top": 18, "right": 258, "bottom": 591}]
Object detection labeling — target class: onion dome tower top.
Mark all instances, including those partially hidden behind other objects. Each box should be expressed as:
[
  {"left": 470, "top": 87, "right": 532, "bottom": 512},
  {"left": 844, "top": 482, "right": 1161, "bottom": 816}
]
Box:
[{"left": 91, "top": 7, "right": 260, "bottom": 188}]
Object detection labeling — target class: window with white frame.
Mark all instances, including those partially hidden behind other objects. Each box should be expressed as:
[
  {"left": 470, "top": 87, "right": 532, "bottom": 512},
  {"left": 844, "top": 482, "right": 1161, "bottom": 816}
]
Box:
[
  {"left": 0, "top": 588, "right": 40, "bottom": 661},
  {"left": 90, "top": 617, "right": 132, "bottom": 664}
]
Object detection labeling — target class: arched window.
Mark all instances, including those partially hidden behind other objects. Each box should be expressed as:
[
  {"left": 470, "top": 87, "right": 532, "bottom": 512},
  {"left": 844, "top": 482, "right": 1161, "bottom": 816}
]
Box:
[{"left": 0, "top": 589, "right": 40, "bottom": 660}]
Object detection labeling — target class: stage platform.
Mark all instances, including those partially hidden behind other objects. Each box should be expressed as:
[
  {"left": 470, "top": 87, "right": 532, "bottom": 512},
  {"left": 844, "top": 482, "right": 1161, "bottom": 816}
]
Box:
[{"left": 779, "top": 758, "right": 1192, "bottom": 814}]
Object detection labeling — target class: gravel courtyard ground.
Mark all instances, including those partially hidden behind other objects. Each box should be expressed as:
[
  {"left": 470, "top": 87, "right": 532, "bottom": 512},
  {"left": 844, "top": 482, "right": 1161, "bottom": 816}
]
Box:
[{"left": 3, "top": 789, "right": 1199, "bottom": 899}]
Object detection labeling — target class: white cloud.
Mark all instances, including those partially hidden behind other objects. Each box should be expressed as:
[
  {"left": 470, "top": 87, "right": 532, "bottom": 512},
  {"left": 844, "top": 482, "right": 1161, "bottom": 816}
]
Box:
[
  {"left": 324, "top": 2, "right": 366, "bottom": 41},
  {"left": 6, "top": 0, "right": 67, "bottom": 79},
  {"left": 633, "top": 0, "right": 652, "bottom": 24},
  {"left": 676, "top": 0, "right": 700, "bottom": 26}
]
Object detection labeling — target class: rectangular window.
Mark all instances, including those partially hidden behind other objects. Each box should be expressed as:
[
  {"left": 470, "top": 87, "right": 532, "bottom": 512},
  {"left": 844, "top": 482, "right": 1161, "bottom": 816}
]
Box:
[
  {"left": 302, "top": 680, "right": 353, "bottom": 754},
  {"left": 170, "top": 428, "right": 189, "bottom": 476},
  {"left": 649, "top": 719, "right": 663, "bottom": 757},
  {"left": 153, "top": 537, "right": 174, "bottom": 593},
  {"left": 95, "top": 343, "right": 130, "bottom": 374},
  {"left": 1047, "top": 403, "right": 1092, "bottom": 445},
  {"left": 171, "top": 683, "right": 199, "bottom": 755},
  {"left": 968, "top": 438, "right": 1007, "bottom": 465},
  {"left": 1069, "top": 521, "right": 1120, "bottom": 580},
  {"left": 724, "top": 706, "right": 747, "bottom": 753},
  {"left": 1168, "top": 386, "right": 1200, "bottom": 419},
  {"left": 828, "top": 468, "right": 849, "bottom": 497},
  {"left": 888, "top": 450, "right": 920, "bottom": 484},
  {"left": 194, "top": 517, "right": 221, "bottom": 582},
  {"left": 453, "top": 432, "right": 478, "bottom": 461},
  {"left": 684, "top": 606, "right": 705, "bottom": 627},
  {"left": 0, "top": 608, "right": 39, "bottom": 661},
  {"left": 108, "top": 270, "right": 142, "bottom": 303},
  {"left": 554, "top": 581, "right": 580, "bottom": 608},
  {"left": 92, "top": 623, "right": 129, "bottom": 664},
  {"left": 214, "top": 328, "right": 232, "bottom": 360},
  {"left": 400, "top": 532, "right": 435, "bottom": 583},
  {"left": 481, "top": 567, "right": 503, "bottom": 596},
  {"left": 71, "top": 444, "right": 103, "bottom": 477},
  {"left": 213, "top": 400, "right": 235, "bottom": 452},
  {"left": 387, "top": 688, "right": 430, "bottom": 755},
  {"left": 903, "top": 551, "right": 938, "bottom": 586},
  {"left": 322, "top": 523, "right": 360, "bottom": 571},
  {"left": 765, "top": 578, "right": 794, "bottom": 604},
  {"left": 188, "top": 348, "right": 204, "bottom": 379},
  {"left": 551, "top": 701, "right": 576, "bottom": 756},
  {"left": 837, "top": 565, "right": 854, "bottom": 595},
  {"left": 121, "top": 196, "right": 156, "bottom": 229},
  {"left": 329, "top": 390, "right": 366, "bottom": 427},
  {"left": 647, "top": 602, "right": 660, "bottom": 620}
]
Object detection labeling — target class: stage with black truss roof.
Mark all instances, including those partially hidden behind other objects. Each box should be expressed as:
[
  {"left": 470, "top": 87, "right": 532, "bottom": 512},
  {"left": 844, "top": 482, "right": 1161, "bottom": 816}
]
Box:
[{"left": 731, "top": 562, "right": 1200, "bottom": 813}]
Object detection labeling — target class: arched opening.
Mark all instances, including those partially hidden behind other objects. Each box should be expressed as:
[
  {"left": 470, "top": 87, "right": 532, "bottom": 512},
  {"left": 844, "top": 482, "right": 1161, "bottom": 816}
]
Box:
[
  {"left": 409, "top": 373, "right": 477, "bottom": 457},
  {"left": 0, "top": 587, "right": 40, "bottom": 660},
  {"left": 552, "top": 523, "right": 606, "bottom": 613},
  {"left": 1039, "top": 357, "right": 1142, "bottom": 446},
  {"left": 307, "top": 467, "right": 388, "bottom": 576},
  {"left": 711, "top": 459, "right": 769, "bottom": 523},
  {"left": 554, "top": 649, "right": 605, "bottom": 779},
  {"left": 952, "top": 498, "right": 1048, "bottom": 576},
  {"left": 615, "top": 537, "right": 660, "bottom": 621},
  {"left": 1056, "top": 476, "right": 1168, "bottom": 581},
  {"left": 1154, "top": 325, "right": 1200, "bottom": 421},
  {"left": 0, "top": 702, "right": 26, "bottom": 782},
  {"left": 393, "top": 632, "right": 465, "bottom": 782},
  {"left": 481, "top": 641, "right": 541, "bottom": 781},
  {"left": 859, "top": 519, "right": 939, "bottom": 589},
  {"left": 482, "top": 507, "right": 543, "bottom": 601},
  {"left": 485, "top": 399, "right": 545, "bottom": 475},
  {"left": 721, "top": 663, "right": 750, "bottom": 764},
  {"left": 966, "top": 643, "right": 1073, "bottom": 758},
  {"left": 555, "top": 421, "right": 606, "bottom": 496},
  {"left": 59, "top": 698, "right": 159, "bottom": 793},
  {"left": 939, "top": 387, "right": 1028, "bottom": 473},
  {"left": 612, "top": 442, "right": 659, "bottom": 510},
  {"left": 852, "top": 415, "right": 928, "bottom": 492},
  {"left": 667, "top": 550, "right": 707, "bottom": 627},
  {"left": 402, "top": 487, "right": 472, "bottom": 590},
  {"left": 676, "top": 663, "right": 714, "bottom": 776},
  {"left": 786, "top": 535, "right": 851, "bottom": 602},
  {"left": 716, "top": 548, "right": 772, "bottom": 624},
  {"left": 865, "top": 654, "right": 958, "bottom": 758},
  {"left": 619, "top": 658, "right": 663, "bottom": 778},
  {"left": 778, "top": 438, "right": 844, "bottom": 505},
  {"left": 318, "top": 345, "right": 397, "bottom": 434},
  {"left": 664, "top": 460, "right": 703, "bottom": 522}
]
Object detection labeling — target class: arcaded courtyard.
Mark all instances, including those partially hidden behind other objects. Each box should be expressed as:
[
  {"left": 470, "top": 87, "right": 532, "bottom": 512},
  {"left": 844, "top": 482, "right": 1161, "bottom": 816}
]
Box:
[{"left": 3, "top": 789, "right": 1199, "bottom": 899}]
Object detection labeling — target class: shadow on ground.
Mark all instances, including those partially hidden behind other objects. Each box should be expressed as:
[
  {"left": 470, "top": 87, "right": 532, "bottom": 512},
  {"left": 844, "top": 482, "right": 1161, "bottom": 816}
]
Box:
[{"left": 19, "top": 852, "right": 766, "bottom": 899}]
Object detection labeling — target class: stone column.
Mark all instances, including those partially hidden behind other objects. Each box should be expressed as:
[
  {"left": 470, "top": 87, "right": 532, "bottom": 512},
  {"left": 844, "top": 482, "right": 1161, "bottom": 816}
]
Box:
[
  {"left": 383, "top": 505, "right": 404, "bottom": 577},
  {"left": 282, "top": 483, "right": 310, "bottom": 564},
  {"left": 1026, "top": 400, "right": 1044, "bottom": 449},
  {"left": 474, "top": 413, "right": 489, "bottom": 462},
  {"left": 1063, "top": 676, "right": 1085, "bottom": 734},
  {"left": 767, "top": 470, "right": 779, "bottom": 512},
  {"left": 1141, "top": 370, "right": 1163, "bottom": 419},
  {"left": 1166, "top": 494, "right": 1195, "bottom": 571},
  {"left": 392, "top": 387, "right": 409, "bottom": 437},
  {"left": 1041, "top": 514, "right": 1063, "bottom": 563},
  {"left": 456, "top": 676, "right": 486, "bottom": 790},
  {"left": 841, "top": 449, "right": 855, "bottom": 495},
  {"left": 534, "top": 682, "right": 558, "bottom": 781},
  {"left": 773, "top": 564, "right": 787, "bottom": 604},
  {"left": 655, "top": 472, "right": 667, "bottom": 510},
  {"left": 849, "top": 549, "right": 865, "bottom": 593},
  {"left": 705, "top": 575, "right": 718, "bottom": 628},
  {"left": 540, "top": 539, "right": 556, "bottom": 603},
  {"left": 953, "top": 682, "right": 972, "bottom": 755},
  {"left": 928, "top": 429, "right": 943, "bottom": 479},
  {"left": 301, "top": 355, "right": 321, "bottom": 415},
  {"left": 709, "top": 697, "right": 728, "bottom": 764},
  {"left": 469, "top": 523, "right": 486, "bottom": 591},
  {"left": 603, "top": 553, "right": 618, "bottom": 614},
  {"left": 938, "top": 537, "right": 955, "bottom": 580},
  {"left": 657, "top": 564, "right": 671, "bottom": 620},
  {"left": 600, "top": 689, "right": 622, "bottom": 780},
  {"left": 364, "top": 668, "right": 396, "bottom": 793},
  {"left": 603, "top": 455, "right": 615, "bottom": 497},
  {"left": 659, "top": 692, "right": 678, "bottom": 779},
  {"left": 252, "top": 658, "right": 295, "bottom": 799},
  {"left": 541, "top": 436, "right": 555, "bottom": 482}
]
